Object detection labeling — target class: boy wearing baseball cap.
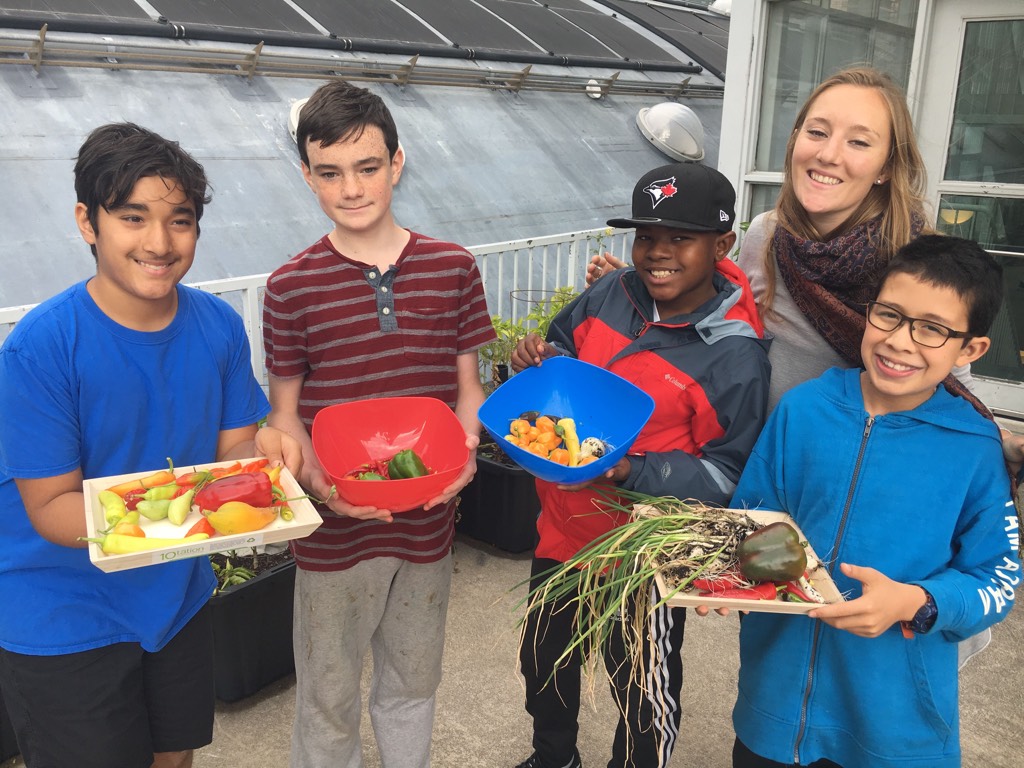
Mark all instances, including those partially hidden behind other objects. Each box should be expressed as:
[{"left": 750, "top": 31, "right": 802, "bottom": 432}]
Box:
[{"left": 511, "top": 162, "right": 772, "bottom": 768}]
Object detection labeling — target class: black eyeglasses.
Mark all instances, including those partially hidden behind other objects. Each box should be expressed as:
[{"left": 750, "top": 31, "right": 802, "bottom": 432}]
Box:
[{"left": 865, "top": 301, "right": 971, "bottom": 348}]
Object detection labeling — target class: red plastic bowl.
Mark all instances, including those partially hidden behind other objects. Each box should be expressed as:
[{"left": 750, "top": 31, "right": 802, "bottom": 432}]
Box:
[{"left": 312, "top": 397, "right": 468, "bottom": 513}]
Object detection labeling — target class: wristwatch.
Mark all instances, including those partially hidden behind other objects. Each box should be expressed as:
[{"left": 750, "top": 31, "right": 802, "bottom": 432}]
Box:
[{"left": 902, "top": 590, "right": 937, "bottom": 636}]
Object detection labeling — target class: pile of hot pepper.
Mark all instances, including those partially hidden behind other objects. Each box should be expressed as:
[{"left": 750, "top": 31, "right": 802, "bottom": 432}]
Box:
[
  {"left": 503, "top": 411, "right": 608, "bottom": 467},
  {"left": 85, "top": 458, "right": 298, "bottom": 555}
]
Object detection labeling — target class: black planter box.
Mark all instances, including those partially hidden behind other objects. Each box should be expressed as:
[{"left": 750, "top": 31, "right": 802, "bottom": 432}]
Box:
[
  {"left": 210, "top": 558, "right": 296, "bottom": 702},
  {"left": 457, "top": 454, "right": 539, "bottom": 553},
  {"left": 0, "top": 690, "right": 19, "bottom": 762}
]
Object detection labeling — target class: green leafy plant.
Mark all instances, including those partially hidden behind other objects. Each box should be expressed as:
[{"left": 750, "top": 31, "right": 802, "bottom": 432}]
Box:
[
  {"left": 209, "top": 546, "right": 292, "bottom": 595},
  {"left": 211, "top": 552, "right": 257, "bottom": 595}
]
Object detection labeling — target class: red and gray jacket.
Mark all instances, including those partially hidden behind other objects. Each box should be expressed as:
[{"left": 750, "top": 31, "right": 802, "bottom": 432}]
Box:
[{"left": 535, "top": 259, "right": 772, "bottom": 563}]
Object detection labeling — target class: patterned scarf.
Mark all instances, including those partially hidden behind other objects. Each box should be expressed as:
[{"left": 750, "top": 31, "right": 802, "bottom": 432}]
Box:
[{"left": 773, "top": 215, "right": 992, "bottom": 419}]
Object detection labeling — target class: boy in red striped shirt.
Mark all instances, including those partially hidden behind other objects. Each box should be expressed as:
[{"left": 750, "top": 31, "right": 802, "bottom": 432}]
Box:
[{"left": 262, "top": 80, "right": 495, "bottom": 767}]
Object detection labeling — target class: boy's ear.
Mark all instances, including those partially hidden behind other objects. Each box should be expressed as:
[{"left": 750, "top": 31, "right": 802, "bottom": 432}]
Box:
[
  {"left": 956, "top": 335, "right": 991, "bottom": 367},
  {"left": 300, "top": 161, "right": 315, "bottom": 191},
  {"left": 390, "top": 144, "right": 405, "bottom": 185},
  {"left": 74, "top": 202, "right": 97, "bottom": 246},
  {"left": 714, "top": 231, "right": 737, "bottom": 261}
]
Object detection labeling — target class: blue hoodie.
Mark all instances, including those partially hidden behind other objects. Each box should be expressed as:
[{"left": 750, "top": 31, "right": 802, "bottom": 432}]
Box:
[{"left": 731, "top": 367, "right": 1017, "bottom": 768}]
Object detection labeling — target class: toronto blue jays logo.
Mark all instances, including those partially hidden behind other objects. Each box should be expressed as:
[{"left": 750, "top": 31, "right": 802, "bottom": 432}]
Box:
[{"left": 643, "top": 177, "right": 678, "bottom": 209}]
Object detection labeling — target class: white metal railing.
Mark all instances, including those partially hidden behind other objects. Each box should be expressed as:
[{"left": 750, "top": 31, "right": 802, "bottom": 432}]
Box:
[
  {"left": 0, "top": 226, "right": 633, "bottom": 383},
  {"left": 3, "top": 225, "right": 1023, "bottom": 422}
]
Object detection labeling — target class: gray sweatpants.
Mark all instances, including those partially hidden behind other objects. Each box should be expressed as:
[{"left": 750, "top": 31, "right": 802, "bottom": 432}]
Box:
[{"left": 290, "top": 554, "right": 453, "bottom": 768}]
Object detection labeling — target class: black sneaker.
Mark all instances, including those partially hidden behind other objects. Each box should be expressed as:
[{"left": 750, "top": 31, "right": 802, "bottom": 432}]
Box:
[{"left": 514, "top": 752, "right": 582, "bottom": 768}]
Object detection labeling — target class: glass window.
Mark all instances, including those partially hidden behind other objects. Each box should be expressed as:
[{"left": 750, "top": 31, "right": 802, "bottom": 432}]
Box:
[
  {"left": 755, "top": 0, "right": 919, "bottom": 172},
  {"left": 748, "top": 184, "right": 781, "bottom": 222},
  {"left": 937, "top": 195, "right": 1024, "bottom": 253},
  {"left": 972, "top": 251, "right": 1024, "bottom": 384},
  {"left": 944, "top": 19, "right": 1024, "bottom": 185},
  {"left": 936, "top": 195, "right": 1024, "bottom": 384}
]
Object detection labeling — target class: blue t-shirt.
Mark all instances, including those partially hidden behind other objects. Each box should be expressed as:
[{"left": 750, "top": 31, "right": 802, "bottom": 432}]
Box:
[{"left": 0, "top": 281, "right": 270, "bottom": 654}]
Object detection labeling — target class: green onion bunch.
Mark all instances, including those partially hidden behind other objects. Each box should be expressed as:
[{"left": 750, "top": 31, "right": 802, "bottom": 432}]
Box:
[{"left": 517, "top": 489, "right": 759, "bottom": 684}]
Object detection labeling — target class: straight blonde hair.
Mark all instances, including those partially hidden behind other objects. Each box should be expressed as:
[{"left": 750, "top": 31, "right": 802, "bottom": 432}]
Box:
[{"left": 760, "top": 67, "right": 930, "bottom": 315}]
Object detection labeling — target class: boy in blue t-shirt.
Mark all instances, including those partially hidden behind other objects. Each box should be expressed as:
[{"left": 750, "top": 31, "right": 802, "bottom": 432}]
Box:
[
  {"left": 0, "top": 123, "right": 300, "bottom": 768},
  {"left": 728, "top": 235, "right": 1017, "bottom": 768}
]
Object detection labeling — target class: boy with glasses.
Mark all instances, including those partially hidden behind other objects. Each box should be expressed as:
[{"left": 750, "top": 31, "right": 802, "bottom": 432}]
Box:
[{"left": 725, "top": 234, "right": 1017, "bottom": 768}]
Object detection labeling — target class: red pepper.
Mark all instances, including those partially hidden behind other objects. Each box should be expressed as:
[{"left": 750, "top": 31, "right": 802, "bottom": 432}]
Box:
[
  {"left": 343, "top": 459, "right": 391, "bottom": 480},
  {"left": 690, "top": 572, "right": 746, "bottom": 594},
  {"left": 240, "top": 458, "right": 270, "bottom": 474},
  {"left": 185, "top": 517, "right": 217, "bottom": 538},
  {"left": 195, "top": 472, "right": 273, "bottom": 512},
  {"left": 699, "top": 582, "right": 779, "bottom": 600},
  {"left": 780, "top": 575, "right": 826, "bottom": 604},
  {"left": 122, "top": 488, "right": 147, "bottom": 511}
]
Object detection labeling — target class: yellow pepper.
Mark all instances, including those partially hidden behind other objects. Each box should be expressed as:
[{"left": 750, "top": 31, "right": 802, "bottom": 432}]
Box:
[
  {"left": 82, "top": 532, "right": 209, "bottom": 555},
  {"left": 99, "top": 490, "right": 128, "bottom": 526},
  {"left": 557, "top": 418, "right": 580, "bottom": 466}
]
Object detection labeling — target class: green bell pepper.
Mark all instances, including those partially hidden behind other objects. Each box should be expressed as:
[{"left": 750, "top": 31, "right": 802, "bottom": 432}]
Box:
[
  {"left": 387, "top": 449, "right": 429, "bottom": 479},
  {"left": 738, "top": 521, "right": 808, "bottom": 583}
]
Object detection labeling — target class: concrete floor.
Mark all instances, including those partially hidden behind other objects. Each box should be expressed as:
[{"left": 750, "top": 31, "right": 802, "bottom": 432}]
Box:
[{"left": 2, "top": 532, "right": 1021, "bottom": 767}]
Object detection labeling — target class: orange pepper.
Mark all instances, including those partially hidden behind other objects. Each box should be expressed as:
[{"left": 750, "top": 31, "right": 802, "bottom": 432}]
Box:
[
  {"left": 526, "top": 426, "right": 540, "bottom": 442},
  {"left": 527, "top": 442, "right": 549, "bottom": 457},
  {"left": 186, "top": 517, "right": 217, "bottom": 538},
  {"left": 548, "top": 448, "right": 570, "bottom": 465},
  {"left": 509, "top": 419, "right": 531, "bottom": 438},
  {"left": 106, "top": 469, "right": 177, "bottom": 497},
  {"left": 208, "top": 461, "right": 242, "bottom": 479},
  {"left": 577, "top": 455, "right": 599, "bottom": 465},
  {"left": 110, "top": 521, "right": 145, "bottom": 537},
  {"left": 535, "top": 416, "right": 557, "bottom": 433},
  {"left": 533, "top": 432, "right": 561, "bottom": 452},
  {"left": 205, "top": 501, "right": 277, "bottom": 535}
]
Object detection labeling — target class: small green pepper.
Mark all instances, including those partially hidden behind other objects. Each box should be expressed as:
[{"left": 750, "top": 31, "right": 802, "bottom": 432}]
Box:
[
  {"left": 136, "top": 499, "right": 172, "bottom": 521},
  {"left": 738, "top": 522, "right": 808, "bottom": 583},
  {"left": 357, "top": 472, "right": 387, "bottom": 481},
  {"left": 167, "top": 486, "right": 196, "bottom": 526},
  {"left": 387, "top": 449, "right": 429, "bottom": 479},
  {"left": 142, "top": 482, "right": 180, "bottom": 502}
]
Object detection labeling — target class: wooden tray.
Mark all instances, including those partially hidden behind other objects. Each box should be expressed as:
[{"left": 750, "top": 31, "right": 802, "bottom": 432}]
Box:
[
  {"left": 83, "top": 459, "right": 322, "bottom": 573},
  {"left": 653, "top": 509, "right": 844, "bottom": 614}
]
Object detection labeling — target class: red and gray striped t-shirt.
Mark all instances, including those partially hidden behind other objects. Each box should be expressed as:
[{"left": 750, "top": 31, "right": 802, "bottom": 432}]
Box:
[{"left": 262, "top": 231, "right": 496, "bottom": 571}]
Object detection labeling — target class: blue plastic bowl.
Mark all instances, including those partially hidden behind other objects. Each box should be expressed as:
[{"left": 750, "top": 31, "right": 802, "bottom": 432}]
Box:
[{"left": 478, "top": 356, "right": 655, "bottom": 484}]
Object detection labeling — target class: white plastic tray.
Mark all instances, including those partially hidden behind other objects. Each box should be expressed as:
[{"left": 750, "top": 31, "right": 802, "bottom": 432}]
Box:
[{"left": 83, "top": 459, "right": 322, "bottom": 573}]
